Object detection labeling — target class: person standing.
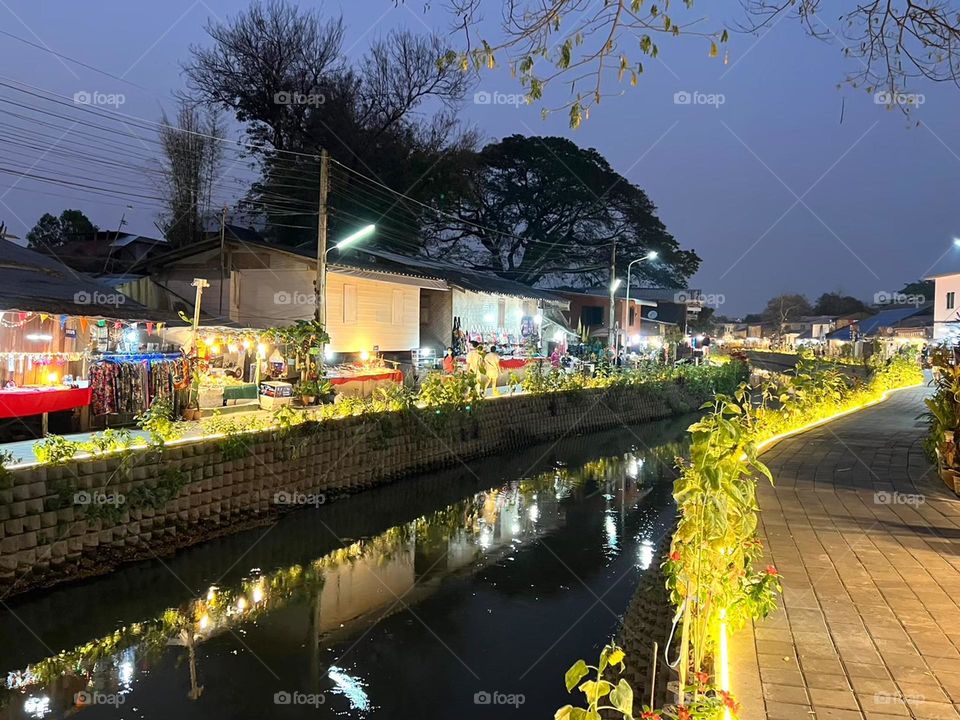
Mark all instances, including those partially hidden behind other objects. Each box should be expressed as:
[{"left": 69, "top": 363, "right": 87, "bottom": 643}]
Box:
[
  {"left": 483, "top": 343, "right": 501, "bottom": 395},
  {"left": 442, "top": 347, "right": 456, "bottom": 374}
]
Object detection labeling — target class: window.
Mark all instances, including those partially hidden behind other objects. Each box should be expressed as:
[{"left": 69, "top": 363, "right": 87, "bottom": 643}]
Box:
[
  {"left": 948, "top": 292, "right": 956, "bottom": 310},
  {"left": 392, "top": 290, "right": 403, "bottom": 324},
  {"left": 343, "top": 284, "right": 358, "bottom": 324},
  {"left": 628, "top": 307, "right": 636, "bottom": 325},
  {"left": 581, "top": 306, "right": 604, "bottom": 326}
]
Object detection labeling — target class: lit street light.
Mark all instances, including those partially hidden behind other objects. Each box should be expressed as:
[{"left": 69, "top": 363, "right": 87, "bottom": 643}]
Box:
[
  {"left": 331, "top": 224, "right": 376, "bottom": 254},
  {"left": 623, "top": 251, "right": 661, "bottom": 349}
]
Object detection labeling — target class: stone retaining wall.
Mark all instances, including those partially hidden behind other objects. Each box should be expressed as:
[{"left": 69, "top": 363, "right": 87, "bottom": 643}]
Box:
[{"left": 0, "top": 381, "right": 715, "bottom": 597}]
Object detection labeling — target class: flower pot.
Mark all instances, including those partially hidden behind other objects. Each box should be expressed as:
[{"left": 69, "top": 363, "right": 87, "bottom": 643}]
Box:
[{"left": 300, "top": 396, "right": 316, "bottom": 406}]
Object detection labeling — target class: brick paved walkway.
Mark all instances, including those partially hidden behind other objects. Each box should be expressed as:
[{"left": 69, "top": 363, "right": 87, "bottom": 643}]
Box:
[{"left": 730, "top": 385, "right": 960, "bottom": 720}]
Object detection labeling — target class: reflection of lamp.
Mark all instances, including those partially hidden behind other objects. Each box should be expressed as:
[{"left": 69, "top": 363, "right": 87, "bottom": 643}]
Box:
[
  {"left": 46, "top": 372, "right": 58, "bottom": 385},
  {"left": 25, "top": 334, "right": 52, "bottom": 342}
]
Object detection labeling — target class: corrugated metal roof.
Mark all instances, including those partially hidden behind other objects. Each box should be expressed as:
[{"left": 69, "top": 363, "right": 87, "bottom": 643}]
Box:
[
  {"left": 0, "top": 240, "right": 176, "bottom": 321},
  {"left": 826, "top": 306, "right": 927, "bottom": 340}
]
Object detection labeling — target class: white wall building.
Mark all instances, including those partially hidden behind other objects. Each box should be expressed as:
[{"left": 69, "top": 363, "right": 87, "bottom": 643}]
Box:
[{"left": 927, "top": 272, "right": 960, "bottom": 341}]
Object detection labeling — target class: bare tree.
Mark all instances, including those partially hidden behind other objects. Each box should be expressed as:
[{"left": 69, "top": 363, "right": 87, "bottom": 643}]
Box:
[
  {"left": 421, "top": 0, "right": 960, "bottom": 125},
  {"left": 182, "top": 0, "right": 345, "bottom": 152},
  {"left": 157, "top": 103, "right": 225, "bottom": 248},
  {"left": 182, "top": 0, "right": 475, "bottom": 246},
  {"left": 739, "top": 1, "right": 960, "bottom": 101}
]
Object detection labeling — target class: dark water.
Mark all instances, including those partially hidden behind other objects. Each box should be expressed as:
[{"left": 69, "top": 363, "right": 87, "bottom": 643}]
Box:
[{"left": 0, "top": 415, "right": 692, "bottom": 720}]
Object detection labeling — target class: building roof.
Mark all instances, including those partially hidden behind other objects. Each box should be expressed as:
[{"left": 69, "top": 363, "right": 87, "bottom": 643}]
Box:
[
  {"left": 826, "top": 305, "right": 929, "bottom": 341},
  {"left": 554, "top": 286, "right": 681, "bottom": 305},
  {"left": 147, "top": 233, "right": 569, "bottom": 304},
  {"left": 0, "top": 239, "right": 174, "bottom": 321}
]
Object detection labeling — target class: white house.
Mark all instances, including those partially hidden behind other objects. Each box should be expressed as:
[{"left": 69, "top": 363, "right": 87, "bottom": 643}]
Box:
[{"left": 927, "top": 272, "right": 960, "bottom": 342}]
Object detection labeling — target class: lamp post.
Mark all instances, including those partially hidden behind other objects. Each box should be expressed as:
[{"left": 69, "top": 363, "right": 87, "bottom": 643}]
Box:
[{"left": 624, "top": 251, "right": 658, "bottom": 346}]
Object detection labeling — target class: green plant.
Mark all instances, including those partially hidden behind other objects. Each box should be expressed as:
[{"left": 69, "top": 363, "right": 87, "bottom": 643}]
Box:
[
  {"left": 262, "top": 319, "right": 330, "bottom": 379},
  {"left": 0, "top": 449, "right": 15, "bottom": 489},
  {"left": 136, "top": 398, "right": 184, "bottom": 446},
  {"left": 34, "top": 435, "right": 83, "bottom": 464},
  {"left": 556, "top": 643, "right": 732, "bottom": 720},
  {"left": 418, "top": 371, "right": 483, "bottom": 410}
]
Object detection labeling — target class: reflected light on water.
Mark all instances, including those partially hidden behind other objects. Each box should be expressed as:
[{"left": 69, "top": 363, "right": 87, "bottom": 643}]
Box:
[
  {"left": 328, "top": 665, "right": 372, "bottom": 712},
  {"left": 636, "top": 538, "right": 654, "bottom": 570},
  {"left": 603, "top": 511, "right": 618, "bottom": 555}
]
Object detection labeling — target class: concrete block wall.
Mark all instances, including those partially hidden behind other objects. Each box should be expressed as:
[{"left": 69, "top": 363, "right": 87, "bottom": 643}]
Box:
[{"left": 0, "top": 381, "right": 712, "bottom": 597}]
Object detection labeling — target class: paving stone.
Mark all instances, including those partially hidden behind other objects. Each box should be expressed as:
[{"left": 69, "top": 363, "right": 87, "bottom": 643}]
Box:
[{"left": 730, "top": 386, "right": 960, "bottom": 720}]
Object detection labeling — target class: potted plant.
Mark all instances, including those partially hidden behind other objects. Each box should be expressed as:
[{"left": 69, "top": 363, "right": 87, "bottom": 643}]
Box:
[{"left": 295, "top": 379, "right": 320, "bottom": 405}]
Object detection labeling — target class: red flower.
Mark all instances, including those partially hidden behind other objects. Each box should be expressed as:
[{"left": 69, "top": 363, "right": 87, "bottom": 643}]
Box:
[
  {"left": 765, "top": 565, "right": 779, "bottom": 577},
  {"left": 641, "top": 712, "right": 661, "bottom": 720},
  {"left": 677, "top": 706, "right": 692, "bottom": 720},
  {"left": 719, "top": 691, "right": 739, "bottom": 712},
  {"left": 695, "top": 671, "right": 710, "bottom": 686},
  {"left": 669, "top": 551, "right": 681, "bottom": 562}
]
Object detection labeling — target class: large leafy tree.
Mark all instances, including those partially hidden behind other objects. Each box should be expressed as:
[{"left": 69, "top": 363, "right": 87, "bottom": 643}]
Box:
[
  {"left": 812, "top": 292, "right": 867, "bottom": 316},
  {"left": 761, "top": 293, "right": 813, "bottom": 339},
  {"left": 423, "top": 134, "right": 699, "bottom": 288},
  {"left": 26, "top": 209, "right": 98, "bottom": 249},
  {"left": 182, "top": 0, "right": 474, "bottom": 247}
]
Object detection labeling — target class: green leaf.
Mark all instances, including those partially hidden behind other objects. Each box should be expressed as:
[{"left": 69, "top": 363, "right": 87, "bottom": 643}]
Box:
[
  {"left": 578, "top": 680, "right": 611, "bottom": 704},
  {"left": 609, "top": 679, "right": 634, "bottom": 715},
  {"left": 565, "top": 660, "right": 590, "bottom": 692}
]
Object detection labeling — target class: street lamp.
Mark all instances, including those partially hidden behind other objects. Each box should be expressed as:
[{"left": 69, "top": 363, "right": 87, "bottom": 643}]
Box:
[
  {"left": 332, "top": 224, "right": 375, "bottom": 253},
  {"left": 624, "top": 251, "right": 659, "bottom": 345},
  {"left": 953, "top": 238, "right": 960, "bottom": 247}
]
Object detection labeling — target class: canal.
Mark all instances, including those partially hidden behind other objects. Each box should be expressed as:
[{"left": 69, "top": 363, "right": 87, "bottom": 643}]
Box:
[{"left": 0, "top": 414, "right": 692, "bottom": 719}]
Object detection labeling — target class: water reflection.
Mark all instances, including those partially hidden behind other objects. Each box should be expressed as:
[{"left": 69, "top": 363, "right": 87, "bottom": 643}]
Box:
[{"left": 0, "top": 425, "right": 687, "bottom": 719}]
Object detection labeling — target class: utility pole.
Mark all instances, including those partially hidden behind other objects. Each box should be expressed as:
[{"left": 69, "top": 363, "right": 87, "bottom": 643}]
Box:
[
  {"left": 608, "top": 237, "right": 617, "bottom": 354},
  {"left": 314, "top": 150, "right": 330, "bottom": 367},
  {"left": 218, "top": 205, "right": 227, "bottom": 317}
]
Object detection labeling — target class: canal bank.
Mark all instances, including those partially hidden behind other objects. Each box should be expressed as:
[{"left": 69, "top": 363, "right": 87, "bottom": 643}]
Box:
[
  {"left": 0, "top": 377, "right": 736, "bottom": 597},
  {"left": 0, "top": 414, "right": 692, "bottom": 720}
]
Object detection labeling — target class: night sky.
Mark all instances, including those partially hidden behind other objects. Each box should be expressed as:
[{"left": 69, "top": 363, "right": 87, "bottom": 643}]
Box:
[{"left": 1, "top": 0, "right": 959, "bottom": 315}]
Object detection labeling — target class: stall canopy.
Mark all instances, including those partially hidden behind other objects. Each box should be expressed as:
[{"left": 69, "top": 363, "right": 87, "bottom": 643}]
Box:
[{"left": 0, "top": 239, "right": 175, "bottom": 321}]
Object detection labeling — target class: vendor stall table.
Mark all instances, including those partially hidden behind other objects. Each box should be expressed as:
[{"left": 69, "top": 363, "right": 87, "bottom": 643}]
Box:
[
  {"left": 0, "top": 386, "right": 92, "bottom": 434},
  {"left": 329, "top": 369, "right": 403, "bottom": 398}
]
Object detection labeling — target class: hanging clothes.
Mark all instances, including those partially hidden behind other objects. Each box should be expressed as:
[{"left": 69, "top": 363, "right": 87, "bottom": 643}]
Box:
[{"left": 88, "top": 356, "right": 182, "bottom": 417}]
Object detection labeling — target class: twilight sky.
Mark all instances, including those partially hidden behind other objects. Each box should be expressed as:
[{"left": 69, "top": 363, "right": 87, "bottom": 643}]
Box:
[{"left": 1, "top": 0, "right": 959, "bottom": 315}]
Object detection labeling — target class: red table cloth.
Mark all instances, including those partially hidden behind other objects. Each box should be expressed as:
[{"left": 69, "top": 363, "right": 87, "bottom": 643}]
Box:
[
  {"left": 500, "top": 358, "right": 533, "bottom": 370},
  {"left": 0, "top": 387, "right": 92, "bottom": 419},
  {"left": 328, "top": 370, "right": 403, "bottom": 386}
]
